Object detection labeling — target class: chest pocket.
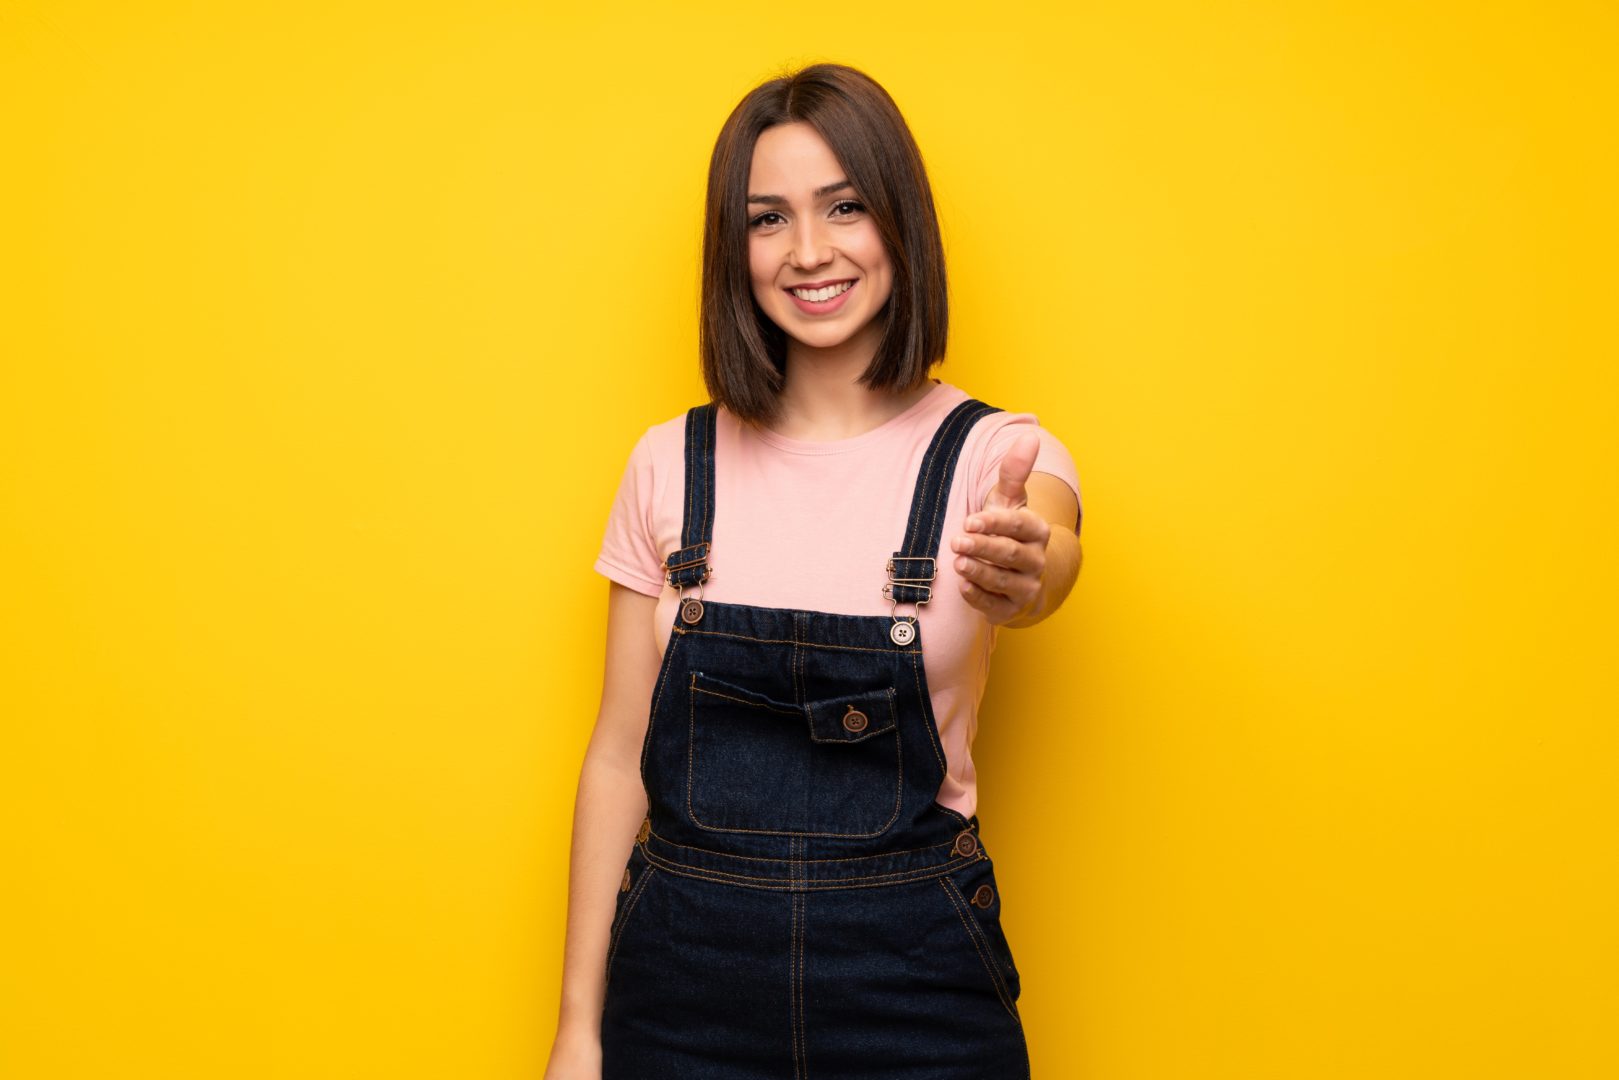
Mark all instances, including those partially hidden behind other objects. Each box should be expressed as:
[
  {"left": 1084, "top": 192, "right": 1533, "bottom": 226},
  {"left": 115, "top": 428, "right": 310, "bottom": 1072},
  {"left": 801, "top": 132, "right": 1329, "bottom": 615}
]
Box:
[{"left": 686, "top": 670, "right": 903, "bottom": 837}]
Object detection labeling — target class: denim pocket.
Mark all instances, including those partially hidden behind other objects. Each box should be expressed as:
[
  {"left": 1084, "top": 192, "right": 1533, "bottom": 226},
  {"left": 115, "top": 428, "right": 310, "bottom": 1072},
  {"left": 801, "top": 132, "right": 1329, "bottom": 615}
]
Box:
[
  {"left": 686, "top": 671, "right": 902, "bottom": 837},
  {"left": 604, "top": 846, "right": 659, "bottom": 989},
  {"left": 938, "top": 862, "right": 1023, "bottom": 1022}
]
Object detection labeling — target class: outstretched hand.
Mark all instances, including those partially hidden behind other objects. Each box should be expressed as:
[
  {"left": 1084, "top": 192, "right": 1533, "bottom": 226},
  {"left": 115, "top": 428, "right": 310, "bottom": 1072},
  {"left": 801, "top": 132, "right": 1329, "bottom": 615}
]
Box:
[{"left": 949, "top": 430, "right": 1052, "bottom": 626}]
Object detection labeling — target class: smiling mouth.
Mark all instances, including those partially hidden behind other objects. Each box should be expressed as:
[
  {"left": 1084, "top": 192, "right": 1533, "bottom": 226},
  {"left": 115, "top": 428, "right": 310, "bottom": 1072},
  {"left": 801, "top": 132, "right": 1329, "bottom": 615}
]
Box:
[{"left": 785, "top": 280, "right": 856, "bottom": 302}]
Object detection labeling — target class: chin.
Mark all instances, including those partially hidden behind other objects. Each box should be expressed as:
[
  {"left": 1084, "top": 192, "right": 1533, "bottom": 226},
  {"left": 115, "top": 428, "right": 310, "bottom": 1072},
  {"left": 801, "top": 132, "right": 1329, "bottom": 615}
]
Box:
[
  {"left": 792, "top": 325, "right": 863, "bottom": 349},
  {"left": 780, "top": 312, "right": 867, "bottom": 341}
]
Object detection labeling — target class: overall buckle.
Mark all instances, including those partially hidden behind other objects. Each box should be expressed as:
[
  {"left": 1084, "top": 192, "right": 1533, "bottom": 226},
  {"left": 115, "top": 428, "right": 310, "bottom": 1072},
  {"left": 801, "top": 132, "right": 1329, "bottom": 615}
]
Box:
[
  {"left": 882, "top": 555, "right": 936, "bottom": 645},
  {"left": 665, "top": 542, "right": 712, "bottom": 624}
]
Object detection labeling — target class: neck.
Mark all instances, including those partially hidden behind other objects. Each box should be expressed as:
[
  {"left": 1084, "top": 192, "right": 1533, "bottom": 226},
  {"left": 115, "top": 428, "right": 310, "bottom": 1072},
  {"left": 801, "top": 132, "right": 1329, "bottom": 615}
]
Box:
[{"left": 772, "top": 326, "right": 936, "bottom": 440}]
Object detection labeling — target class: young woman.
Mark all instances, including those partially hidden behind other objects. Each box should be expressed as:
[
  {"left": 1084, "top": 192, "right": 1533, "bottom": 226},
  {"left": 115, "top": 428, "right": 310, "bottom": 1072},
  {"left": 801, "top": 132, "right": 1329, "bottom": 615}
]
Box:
[{"left": 545, "top": 63, "right": 1083, "bottom": 1079}]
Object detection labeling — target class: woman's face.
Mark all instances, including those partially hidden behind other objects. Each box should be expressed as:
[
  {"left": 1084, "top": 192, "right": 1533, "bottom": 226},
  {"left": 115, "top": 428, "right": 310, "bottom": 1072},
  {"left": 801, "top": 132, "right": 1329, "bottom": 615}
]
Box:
[{"left": 746, "top": 121, "right": 894, "bottom": 355}]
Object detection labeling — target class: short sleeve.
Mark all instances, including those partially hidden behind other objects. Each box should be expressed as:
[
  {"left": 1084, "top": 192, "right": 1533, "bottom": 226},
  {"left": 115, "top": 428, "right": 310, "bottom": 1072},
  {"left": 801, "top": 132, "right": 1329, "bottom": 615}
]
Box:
[
  {"left": 593, "top": 430, "right": 667, "bottom": 597},
  {"left": 972, "top": 414, "right": 1082, "bottom": 533}
]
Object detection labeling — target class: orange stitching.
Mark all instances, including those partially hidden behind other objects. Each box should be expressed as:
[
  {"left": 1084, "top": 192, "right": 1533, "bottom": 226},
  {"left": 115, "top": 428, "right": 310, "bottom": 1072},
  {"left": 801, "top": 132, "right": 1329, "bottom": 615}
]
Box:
[
  {"left": 792, "top": 613, "right": 804, "bottom": 710},
  {"left": 787, "top": 839, "right": 807, "bottom": 1080},
  {"left": 789, "top": 888, "right": 799, "bottom": 1077},
  {"left": 645, "top": 825, "right": 960, "bottom": 864},
  {"left": 806, "top": 686, "right": 898, "bottom": 743},
  {"left": 939, "top": 875, "right": 1021, "bottom": 1024},
  {"left": 685, "top": 673, "right": 905, "bottom": 838},
  {"left": 639, "top": 846, "right": 980, "bottom": 888},
  {"left": 795, "top": 888, "right": 808, "bottom": 1078},
  {"left": 911, "top": 405, "right": 969, "bottom": 545},
  {"left": 923, "top": 404, "right": 993, "bottom": 561},
  {"left": 700, "top": 404, "right": 712, "bottom": 558},
  {"left": 604, "top": 865, "right": 657, "bottom": 988},
  {"left": 909, "top": 645, "right": 950, "bottom": 780},
  {"left": 891, "top": 698, "right": 905, "bottom": 830},
  {"left": 641, "top": 631, "right": 682, "bottom": 783},
  {"left": 691, "top": 683, "right": 802, "bottom": 717},
  {"left": 683, "top": 407, "right": 695, "bottom": 556},
  {"left": 905, "top": 402, "right": 975, "bottom": 554},
  {"left": 684, "top": 725, "right": 904, "bottom": 838},
  {"left": 907, "top": 400, "right": 987, "bottom": 556},
  {"left": 686, "top": 673, "right": 699, "bottom": 833},
  {"left": 675, "top": 626, "right": 918, "bottom": 655}
]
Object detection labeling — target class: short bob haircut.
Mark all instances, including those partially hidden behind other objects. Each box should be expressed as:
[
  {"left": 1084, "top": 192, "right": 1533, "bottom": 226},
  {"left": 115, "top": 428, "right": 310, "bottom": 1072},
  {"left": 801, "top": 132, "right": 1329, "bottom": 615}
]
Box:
[{"left": 701, "top": 63, "right": 949, "bottom": 426}]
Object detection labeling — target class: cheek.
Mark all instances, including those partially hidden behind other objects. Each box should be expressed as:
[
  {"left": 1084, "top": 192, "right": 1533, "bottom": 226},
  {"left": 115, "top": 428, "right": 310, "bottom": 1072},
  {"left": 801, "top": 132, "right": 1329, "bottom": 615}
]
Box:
[
  {"left": 862, "top": 244, "right": 894, "bottom": 303},
  {"left": 748, "top": 243, "right": 776, "bottom": 297},
  {"left": 744, "top": 239, "right": 770, "bottom": 283},
  {"left": 855, "top": 233, "right": 893, "bottom": 286}
]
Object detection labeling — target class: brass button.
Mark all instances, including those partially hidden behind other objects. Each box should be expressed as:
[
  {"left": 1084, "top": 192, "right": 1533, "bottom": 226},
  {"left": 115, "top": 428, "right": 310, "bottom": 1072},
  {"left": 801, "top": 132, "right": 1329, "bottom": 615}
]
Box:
[
  {"left": 842, "top": 707, "right": 868, "bottom": 733},
  {"left": 952, "top": 830, "right": 979, "bottom": 858},
  {"left": 635, "top": 818, "right": 650, "bottom": 844},
  {"left": 680, "top": 597, "right": 704, "bottom": 624},
  {"left": 620, "top": 868, "right": 631, "bottom": 892},
  {"left": 971, "top": 884, "right": 995, "bottom": 908}
]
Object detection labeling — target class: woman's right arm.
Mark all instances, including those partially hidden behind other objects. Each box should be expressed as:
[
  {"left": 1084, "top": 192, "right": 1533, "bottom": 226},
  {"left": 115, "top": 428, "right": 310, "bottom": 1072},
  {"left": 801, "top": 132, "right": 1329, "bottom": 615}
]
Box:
[{"left": 543, "top": 580, "right": 663, "bottom": 1079}]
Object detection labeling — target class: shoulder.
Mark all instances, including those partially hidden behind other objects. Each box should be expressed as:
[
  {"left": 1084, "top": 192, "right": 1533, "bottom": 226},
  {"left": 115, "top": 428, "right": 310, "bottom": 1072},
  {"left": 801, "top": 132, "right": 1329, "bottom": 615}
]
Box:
[
  {"left": 642, "top": 407, "right": 692, "bottom": 456},
  {"left": 602, "top": 407, "right": 701, "bottom": 524},
  {"left": 919, "top": 381, "right": 1067, "bottom": 470},
  {"left": 618, "top": 405, "right": 698, "bottom": 470},
  {"left": 942, "top": 386, "right": 1070, "bottom": 455},
  {"left": 952, "top": 392, "right": 1082, "bottom": 516}
]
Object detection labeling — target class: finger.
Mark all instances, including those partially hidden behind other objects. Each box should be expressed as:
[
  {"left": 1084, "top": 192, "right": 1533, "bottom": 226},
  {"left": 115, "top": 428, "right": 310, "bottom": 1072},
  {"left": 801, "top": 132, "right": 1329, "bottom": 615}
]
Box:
[
  {"left": 955, "top": 552, "right": 1039, "bottom": 606},
  {"left": 984, "top": 430, "right": 1040, "bottom": 510},
  {"left": 964, "top": 506, "right": 1050, "bottom": 545},
  {"left": 959, "top": 578, "right": 1023, "bottom": 624},
  {"left": 951, "top": 531, "right": 1033, "bottom": 572},
  {"left": 959, "top": 576, "right": 1002, "bottom": 616}
]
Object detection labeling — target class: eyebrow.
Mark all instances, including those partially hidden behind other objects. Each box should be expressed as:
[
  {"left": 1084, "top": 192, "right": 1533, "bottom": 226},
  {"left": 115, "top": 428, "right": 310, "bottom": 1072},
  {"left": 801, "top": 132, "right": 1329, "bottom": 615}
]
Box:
[{"left": 747, "top": 179, "right": 854, "bottom": 205}]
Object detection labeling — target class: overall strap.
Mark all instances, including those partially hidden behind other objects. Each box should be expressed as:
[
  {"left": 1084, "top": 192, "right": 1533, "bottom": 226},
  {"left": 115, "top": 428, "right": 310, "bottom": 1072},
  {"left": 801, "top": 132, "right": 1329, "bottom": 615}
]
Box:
[
  {"left": 663, "top": 402, "right": 717, "bottom": 591},
  {"left": 884, "top": 398, "right": 1004, "bottom": 611}
]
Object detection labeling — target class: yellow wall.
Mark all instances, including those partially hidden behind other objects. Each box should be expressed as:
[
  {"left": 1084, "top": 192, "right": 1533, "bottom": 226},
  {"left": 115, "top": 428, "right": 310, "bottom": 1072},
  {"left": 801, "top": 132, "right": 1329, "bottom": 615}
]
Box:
[{"left": 3, "top": 2, "right": 1613, "bottom": 1077}]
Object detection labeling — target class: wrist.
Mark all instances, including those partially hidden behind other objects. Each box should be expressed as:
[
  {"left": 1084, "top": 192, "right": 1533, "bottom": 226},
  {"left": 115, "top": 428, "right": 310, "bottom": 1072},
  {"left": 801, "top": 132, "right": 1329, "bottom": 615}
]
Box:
[
  {"left": 1004, "top": 525, "right": 1076, "bottom": 629},
  {"left": 1003, "top": 582, "right": 1049, "bottom": 628}
]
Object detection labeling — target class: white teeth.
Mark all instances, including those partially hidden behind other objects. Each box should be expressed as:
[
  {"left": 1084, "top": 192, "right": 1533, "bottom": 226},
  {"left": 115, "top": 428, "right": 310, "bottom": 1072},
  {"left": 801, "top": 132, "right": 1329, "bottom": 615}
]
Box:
[{"left": 790, "top": 280, "right": 854, "bottom": 302}]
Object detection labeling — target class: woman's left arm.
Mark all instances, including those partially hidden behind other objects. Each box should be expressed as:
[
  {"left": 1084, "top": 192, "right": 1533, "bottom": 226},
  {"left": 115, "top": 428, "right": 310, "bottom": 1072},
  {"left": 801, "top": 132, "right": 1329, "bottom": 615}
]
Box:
[{"left": 950, "top": 429, "right": 1083, "bottom": 629}]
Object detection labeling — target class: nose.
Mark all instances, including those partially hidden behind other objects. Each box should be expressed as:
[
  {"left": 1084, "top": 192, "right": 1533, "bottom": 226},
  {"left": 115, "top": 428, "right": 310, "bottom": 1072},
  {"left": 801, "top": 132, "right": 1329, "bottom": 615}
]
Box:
[{"left": 787, "top": 215, "right": 833, "bottom": 271}]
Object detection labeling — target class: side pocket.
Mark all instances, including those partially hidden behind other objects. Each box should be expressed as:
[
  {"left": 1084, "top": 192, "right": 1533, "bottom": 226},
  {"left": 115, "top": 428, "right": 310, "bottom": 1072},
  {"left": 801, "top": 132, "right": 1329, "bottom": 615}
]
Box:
[
  {"left": 605, "top": 847, "right": 659, "bottom": 989},
  {"left": 938, "top": 867, "right": 1022, "bottom": 1022}
]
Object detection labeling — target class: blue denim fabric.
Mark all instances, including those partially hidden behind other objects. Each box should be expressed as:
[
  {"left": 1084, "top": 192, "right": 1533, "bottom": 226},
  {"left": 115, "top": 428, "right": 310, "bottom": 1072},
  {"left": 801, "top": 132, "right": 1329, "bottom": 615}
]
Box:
[{"left": 601, "top": 399, "right": 1031, "bottom": 1079}]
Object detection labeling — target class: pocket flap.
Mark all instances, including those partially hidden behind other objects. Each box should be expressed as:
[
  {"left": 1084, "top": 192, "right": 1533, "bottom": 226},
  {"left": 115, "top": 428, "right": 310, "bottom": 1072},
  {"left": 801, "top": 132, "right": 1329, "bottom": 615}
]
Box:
[{"left": 806, "top": 687, "right": 898, "bottom": 744}]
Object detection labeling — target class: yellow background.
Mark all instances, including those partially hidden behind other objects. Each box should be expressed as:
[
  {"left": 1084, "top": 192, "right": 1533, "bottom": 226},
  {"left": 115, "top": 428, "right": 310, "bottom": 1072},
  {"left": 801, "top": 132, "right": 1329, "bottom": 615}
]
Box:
[{"left": 3, "top": 2, "right": 1614, "bottom": 1077}]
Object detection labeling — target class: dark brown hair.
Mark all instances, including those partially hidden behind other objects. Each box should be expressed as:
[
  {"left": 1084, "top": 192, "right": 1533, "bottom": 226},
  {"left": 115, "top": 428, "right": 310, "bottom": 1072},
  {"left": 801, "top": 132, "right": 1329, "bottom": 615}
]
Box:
[{"left": 700, "top": 63, "right": 949, "bottom": 425}]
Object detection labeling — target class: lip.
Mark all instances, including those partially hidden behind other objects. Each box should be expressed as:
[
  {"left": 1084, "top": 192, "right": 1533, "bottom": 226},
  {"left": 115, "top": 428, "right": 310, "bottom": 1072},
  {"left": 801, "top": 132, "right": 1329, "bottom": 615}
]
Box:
[
  {"left": 784, "top": 278, "right": 858, "bottom": 316},
  {"left": 785, "top": 277, "right": 855, "bottom": 290}
]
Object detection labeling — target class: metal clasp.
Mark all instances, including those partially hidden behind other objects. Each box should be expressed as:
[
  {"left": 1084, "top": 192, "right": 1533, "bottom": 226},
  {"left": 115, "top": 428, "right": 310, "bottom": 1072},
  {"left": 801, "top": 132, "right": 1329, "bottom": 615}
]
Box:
[
  {"left": 663, "top": 542, "right": 711, "bottom": 583},
  {"left": 882, "top": 556, "right": 936, "bottom": 605},
  {"left": 882, "top": 556, "right": 935, "bottom": 645},
  {"left": 674, "top": 566, "right": 710, "bottom": 624},
  {"left": 666, "top": 543, "right": 712, "bottom": 625}
]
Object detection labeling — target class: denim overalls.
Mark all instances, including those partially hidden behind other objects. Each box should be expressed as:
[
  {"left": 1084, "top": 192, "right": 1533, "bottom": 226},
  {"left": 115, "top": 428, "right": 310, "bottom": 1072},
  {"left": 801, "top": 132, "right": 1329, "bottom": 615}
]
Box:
[{"left": 600, "top": 398, "right": 1032, "bottom": 1079}]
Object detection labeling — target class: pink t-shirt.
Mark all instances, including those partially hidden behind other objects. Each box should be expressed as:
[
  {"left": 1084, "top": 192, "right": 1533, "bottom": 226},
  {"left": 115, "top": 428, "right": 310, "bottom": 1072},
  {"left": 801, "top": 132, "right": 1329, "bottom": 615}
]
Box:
[{"left": 593, "top": 379, "right": 1082, "bottom": 821}]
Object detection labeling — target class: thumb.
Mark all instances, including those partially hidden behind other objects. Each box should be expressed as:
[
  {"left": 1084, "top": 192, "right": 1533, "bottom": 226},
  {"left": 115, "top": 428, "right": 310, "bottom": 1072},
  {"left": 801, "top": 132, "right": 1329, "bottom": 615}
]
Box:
[{"left": 985, "top": 429, "right": 1040, "bottom": 510}]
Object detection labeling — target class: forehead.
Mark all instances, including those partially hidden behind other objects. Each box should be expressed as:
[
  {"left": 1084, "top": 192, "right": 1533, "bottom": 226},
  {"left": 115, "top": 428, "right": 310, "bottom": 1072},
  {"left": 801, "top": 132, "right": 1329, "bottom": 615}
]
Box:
[{"left": 748, "top": 122, "right": 846, "bottom": 192}]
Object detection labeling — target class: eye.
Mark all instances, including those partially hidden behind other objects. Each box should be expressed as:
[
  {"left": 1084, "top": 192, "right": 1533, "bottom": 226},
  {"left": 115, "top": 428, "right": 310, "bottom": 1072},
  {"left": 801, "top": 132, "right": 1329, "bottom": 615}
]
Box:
[
  {"left": 831, "top": 200, "right": 866, "bottom": 217},
  {"left": 748, "top": 210, "right": 785, "bottom": 229}
]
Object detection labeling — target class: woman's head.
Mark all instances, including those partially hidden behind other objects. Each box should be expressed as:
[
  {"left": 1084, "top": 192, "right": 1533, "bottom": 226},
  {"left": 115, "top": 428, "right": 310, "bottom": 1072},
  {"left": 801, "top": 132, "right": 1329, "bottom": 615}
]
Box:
[{"left": 701, "top": 63, "right": 949, "bottom": 424}]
